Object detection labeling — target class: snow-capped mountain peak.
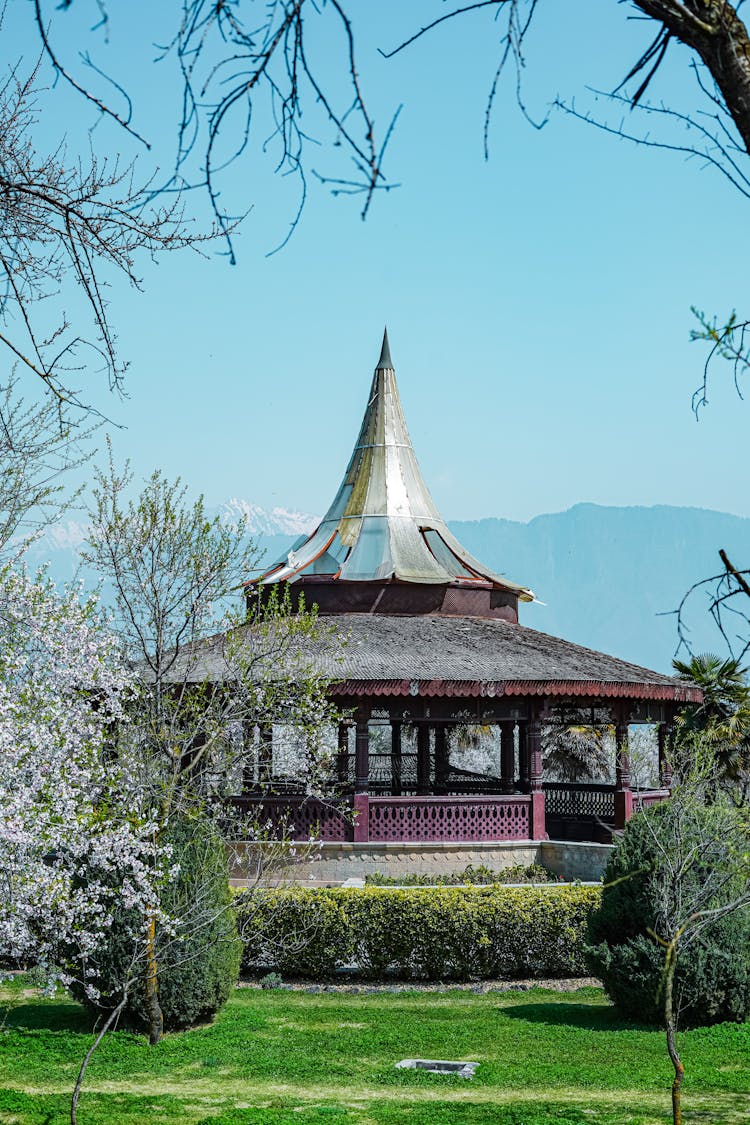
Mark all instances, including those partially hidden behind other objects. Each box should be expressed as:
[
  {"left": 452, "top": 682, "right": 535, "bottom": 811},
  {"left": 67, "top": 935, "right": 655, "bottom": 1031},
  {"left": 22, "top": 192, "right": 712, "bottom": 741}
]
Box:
[{"left": 220, "top": 498, "right": 318, "bottom": 537}]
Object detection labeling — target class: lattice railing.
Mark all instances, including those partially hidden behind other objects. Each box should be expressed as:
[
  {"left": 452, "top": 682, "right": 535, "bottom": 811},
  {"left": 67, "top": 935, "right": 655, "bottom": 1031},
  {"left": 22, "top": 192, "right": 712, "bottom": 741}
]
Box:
[
  {"left": 229, "top": 796, "right": 351, "bottom": 842},
  {"left": 543, "top": 783, "right": 615, "bottom": 822},
  {"left": 367, "top": 795, "right": 531, "bottom": 842}
]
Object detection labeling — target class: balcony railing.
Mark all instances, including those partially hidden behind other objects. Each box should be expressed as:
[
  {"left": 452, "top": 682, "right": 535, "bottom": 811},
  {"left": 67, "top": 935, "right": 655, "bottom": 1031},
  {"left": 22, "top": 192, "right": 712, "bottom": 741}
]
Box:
[
  {"left": 367, "top": 794, "right": 531, "bottom": 842},
  {"left": 229, "top": 785, "right": 670, "bottom": 844}
]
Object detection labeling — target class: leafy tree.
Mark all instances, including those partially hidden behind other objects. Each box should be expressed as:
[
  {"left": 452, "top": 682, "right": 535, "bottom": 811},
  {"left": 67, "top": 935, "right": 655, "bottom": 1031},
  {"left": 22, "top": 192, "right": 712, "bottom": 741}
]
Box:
[
  {"left": 588, "top": 745, "right": 750, "bottom": 1125},
  {"left": 71, "top": 814, "right": 242, "bottom": 1034},
  {"left": 673, "top": 653, "right": 750, "bottom": 797},
  {"left": 83, "top": 452, "right": 341, "bottom": 1043}
]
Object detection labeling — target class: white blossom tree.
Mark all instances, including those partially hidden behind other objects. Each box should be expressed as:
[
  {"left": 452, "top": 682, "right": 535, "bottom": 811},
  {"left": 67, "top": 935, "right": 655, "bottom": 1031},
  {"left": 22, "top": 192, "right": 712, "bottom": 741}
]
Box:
[
  {"left": 0, "top": 564, "right": 174, "bottom": 1119},
  {"left": 0, "top": 565, "right": 168, "bottom": 984}
]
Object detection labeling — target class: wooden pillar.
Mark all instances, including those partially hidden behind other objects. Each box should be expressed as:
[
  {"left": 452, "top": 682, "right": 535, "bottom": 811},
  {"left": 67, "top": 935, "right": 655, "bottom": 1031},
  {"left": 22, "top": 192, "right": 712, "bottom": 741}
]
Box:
[
  {"left": 527, "top": 708, "right": 546, "bottom": 839},
  {"left": 241, "top": 722, "right": 256, "bottom": 793},
  {"left": 353, "top": 708, "right": 370, "bottom": 842},
  {"left": 259, "top": 723, "right": 273, "bottom": 786},
  {"left": 354, "top": 709, "right": 370, "bottom": 794},
  {"left": 416, "top": 722, "right": 431, "bottom": 796},
  {"left": 434, "top": 723, "right": 450, "bottom": 795},
  {"left": 500, "top": 721, "right": 515, "bottom": 794},
  {"left": 337, "top": 721, "right": 351, "bottom": 788},
  {"left": 658, "top": 721, "right": 672, "bottom": 789},
  {"left": 614, "top": 709, "right": 633, "bottom": 829},
  {"left": 518, "top": 722, "right": 530, "bottom": 793},
  {"left": 390, "top": 720, "right": 402, "bottom": 797}
]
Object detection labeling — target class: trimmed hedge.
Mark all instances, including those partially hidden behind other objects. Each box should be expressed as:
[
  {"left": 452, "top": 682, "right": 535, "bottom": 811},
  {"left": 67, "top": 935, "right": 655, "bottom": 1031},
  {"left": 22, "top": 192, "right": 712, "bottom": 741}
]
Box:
[{"left": 237, "top": 885, "right": 600, "bottom": 981}]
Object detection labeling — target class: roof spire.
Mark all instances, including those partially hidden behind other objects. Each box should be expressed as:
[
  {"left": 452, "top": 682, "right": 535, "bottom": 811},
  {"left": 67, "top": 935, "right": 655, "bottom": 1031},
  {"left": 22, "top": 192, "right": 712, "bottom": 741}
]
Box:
[
  {"left": 251, "top": 330, "right": 533, "bottom": 601},
  {"left": 375, "top": 326, "right": 393, "bottom": 370}
]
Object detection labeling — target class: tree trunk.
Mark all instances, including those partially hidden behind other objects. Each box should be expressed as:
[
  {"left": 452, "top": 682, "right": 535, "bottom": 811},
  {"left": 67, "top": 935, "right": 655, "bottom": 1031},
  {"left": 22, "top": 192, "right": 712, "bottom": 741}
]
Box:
[
  {"left": 664, "top": 951, "right": 685, "bottom": 1125},
  {"left": 71, "top": 995, "right": 128, "bottom": 1125},
  {"left": 144, "top": 914, "right": 163, "bottom": 1046},
  {"left": 635, "top": 3, "right": 750, "bottom": 157}
]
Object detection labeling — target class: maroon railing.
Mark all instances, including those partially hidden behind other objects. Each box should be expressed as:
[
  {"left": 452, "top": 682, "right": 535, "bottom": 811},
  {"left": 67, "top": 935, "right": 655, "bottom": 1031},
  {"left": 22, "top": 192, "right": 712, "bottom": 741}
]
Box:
[
  {"left": 633, "top": 788, "right": 671, "bottom": 809},
  {"left": 367, "top": 794, "right": 532, "bottom": 842},
  {"left": 229, "top": 795, "right": 351, "bottom": 841},
  {"left": 229, "top": 786, "right": 670, "bottom": 845}
]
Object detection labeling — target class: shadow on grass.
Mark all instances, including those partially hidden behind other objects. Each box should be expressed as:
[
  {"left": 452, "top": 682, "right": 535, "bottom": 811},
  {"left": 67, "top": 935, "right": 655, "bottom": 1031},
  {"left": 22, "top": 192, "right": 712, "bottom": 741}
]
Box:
[
  {"left": 500, "top": 1001, "right": 650, "bottom": 1033},
  {"left": 0, "top": 1088, "right": 186, "bottom": 1125},
  {"left": 198, "top": 1103, "right": 653, "bottom": 1125},
  {"left": 2, "top": 998, "right": 95, "bottom": 1034},
  {"left": 3, "top": 1088, "right": 746, "bottom": 1125}
]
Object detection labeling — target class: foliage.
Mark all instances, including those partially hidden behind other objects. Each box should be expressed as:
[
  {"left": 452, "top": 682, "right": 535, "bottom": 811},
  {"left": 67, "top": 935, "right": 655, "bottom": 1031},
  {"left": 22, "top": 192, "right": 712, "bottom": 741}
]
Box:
[
  {"left": 673, "top": 653, "right": 750, "bottom": 794},
  {"left": 542, "top": 707, "right": 612, "bottom": 782},
  {"left": 0, "top": 564, "right": 166, "bottom": 995},
  {"left": 154, "top": 816, "right": 242, "bottom": 1029},
  {"left": 588, "top": 798, "right": 750, "bottom": 1027},
  {"left": 84, "top": 455, "right": 341, "bottom": 1042},
  {"left": 238, "top": 885, "right": 352, "bottom": 980},
  {"left": 85, "top": 453, "right": 340, "bottom": 811},
  {"left": 72, "top": 815, "right": 242, "bottom": 1032},
  {"left": 364, "top": 863, "right": 556, "bottom": 886},
  {"left": 238, "top": 885, "right": 599, "bottom": 981},
  {"left": 2, "top": 977, "right": 750, "bottom": 1124}
]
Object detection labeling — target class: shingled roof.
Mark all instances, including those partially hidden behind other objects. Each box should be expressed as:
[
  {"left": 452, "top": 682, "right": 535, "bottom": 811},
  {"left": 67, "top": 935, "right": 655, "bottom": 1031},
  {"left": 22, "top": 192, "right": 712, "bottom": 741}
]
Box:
[{"left": 164, "top": 613, "right": 700, "bottom": 703}]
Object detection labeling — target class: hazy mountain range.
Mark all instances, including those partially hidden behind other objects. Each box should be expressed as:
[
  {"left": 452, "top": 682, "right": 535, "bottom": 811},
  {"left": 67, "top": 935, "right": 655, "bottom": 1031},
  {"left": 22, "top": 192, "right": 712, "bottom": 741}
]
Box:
[{"left": 25, "top": 502, "right": 750, "bottom": 674}]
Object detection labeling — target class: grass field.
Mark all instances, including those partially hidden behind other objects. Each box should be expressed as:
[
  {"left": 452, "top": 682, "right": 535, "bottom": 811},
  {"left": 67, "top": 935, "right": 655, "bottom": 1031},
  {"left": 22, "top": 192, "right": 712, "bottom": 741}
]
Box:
[{"left": 1, "top": 979, "right": 748, "bottom": 1125}]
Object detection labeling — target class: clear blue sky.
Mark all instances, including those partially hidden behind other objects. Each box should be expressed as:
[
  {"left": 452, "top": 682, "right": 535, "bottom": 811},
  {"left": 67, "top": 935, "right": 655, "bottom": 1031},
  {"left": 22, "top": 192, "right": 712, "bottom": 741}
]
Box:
[{"left": 8, "top": 2, "right": 750, "bottom": 522}]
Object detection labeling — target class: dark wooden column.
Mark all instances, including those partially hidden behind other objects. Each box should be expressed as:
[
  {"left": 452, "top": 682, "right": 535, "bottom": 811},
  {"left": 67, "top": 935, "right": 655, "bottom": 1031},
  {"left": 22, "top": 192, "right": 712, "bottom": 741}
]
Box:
[
  {"left": 614, "top": 708, "right": 633, "bottom": 829},
  {"left": 337, "top": 721, "right": 351, "bottom": 788},
  {"left": 353, "top": 707, "right": 371, "bottom": 843},
  {"left": 528, "top": 714, "right": 543, "bottom": 790},
  {"left": 241, "top": 721, "right": 256, "bottom": 793},
  {"left": 500, "top": 721, "right": 515, "bottom": 794},
  {"left": 354, "top": 709, "right": 370, "bottom": 794},
  {"left": 658, "top": 721, "right": 672, "bottom": 789},
  {"left": 434, "top": 723, "right": 450, "bottom": 795},
  {"left": 518, "top": 722, "right": 530, "bottom": 793},
  {"left": 416, "top": 722, "right": 431, "bottom": 796},
  {"left": 390, "top": 719, "right": 403, "bottom": 797},
  {"left": 258, "top": 722, "right": 273, "bottom": 786},
  {"left": 527, "top": 707, "right": 546, "bottom": 839}
]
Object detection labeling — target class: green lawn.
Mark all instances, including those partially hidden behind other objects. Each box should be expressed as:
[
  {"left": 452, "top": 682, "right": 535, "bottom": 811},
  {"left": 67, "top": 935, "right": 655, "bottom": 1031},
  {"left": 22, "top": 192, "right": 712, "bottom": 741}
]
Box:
[{"left": 1, "top": 979, "right": 748, "bottom": 1125}]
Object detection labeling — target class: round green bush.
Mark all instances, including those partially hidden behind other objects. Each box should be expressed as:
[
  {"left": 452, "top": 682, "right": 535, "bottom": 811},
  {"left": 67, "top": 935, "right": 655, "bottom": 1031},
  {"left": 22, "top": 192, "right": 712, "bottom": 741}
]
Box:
[
  {"left": 587, "top": 801, "right": 750, "bottom": 1027},
  {"left": 72, "top": 814, "right": 242, "bottom": 1032}
]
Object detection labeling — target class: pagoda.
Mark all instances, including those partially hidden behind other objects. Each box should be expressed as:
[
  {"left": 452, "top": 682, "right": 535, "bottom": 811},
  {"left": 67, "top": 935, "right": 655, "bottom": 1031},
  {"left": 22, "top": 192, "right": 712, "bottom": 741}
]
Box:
[{"left": 232, "top": 330, "right": 699, "bottom": 852}]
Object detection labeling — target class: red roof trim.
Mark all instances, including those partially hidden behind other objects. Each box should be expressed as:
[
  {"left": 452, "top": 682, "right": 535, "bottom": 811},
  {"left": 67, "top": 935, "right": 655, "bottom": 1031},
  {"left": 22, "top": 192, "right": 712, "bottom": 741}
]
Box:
[{"left": 330, "top": 678, "right": 701, "bottom": 703}]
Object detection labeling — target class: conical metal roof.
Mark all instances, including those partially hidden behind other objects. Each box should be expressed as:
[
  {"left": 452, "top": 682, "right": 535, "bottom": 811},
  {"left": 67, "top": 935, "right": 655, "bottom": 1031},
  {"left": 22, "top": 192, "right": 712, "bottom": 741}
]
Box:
[{"left": 253, "top": 331, "right": 533, "bottom": 599}]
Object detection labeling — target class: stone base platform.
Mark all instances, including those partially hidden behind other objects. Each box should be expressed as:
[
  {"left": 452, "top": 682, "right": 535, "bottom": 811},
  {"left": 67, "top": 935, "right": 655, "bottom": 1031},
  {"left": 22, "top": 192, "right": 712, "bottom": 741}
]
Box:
[{"left": 229, "top": 839, "right": 611, "bottom": 886}]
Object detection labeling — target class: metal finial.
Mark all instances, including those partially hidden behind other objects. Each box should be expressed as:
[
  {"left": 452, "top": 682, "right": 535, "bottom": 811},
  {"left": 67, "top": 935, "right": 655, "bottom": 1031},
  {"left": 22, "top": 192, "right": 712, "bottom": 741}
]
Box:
[{"left": 376, "top": 326, "right": 394, "bottom": 370}]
